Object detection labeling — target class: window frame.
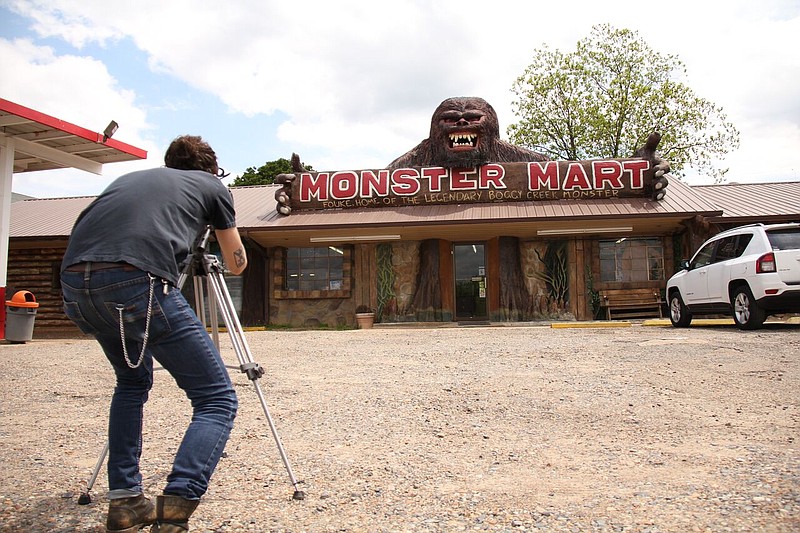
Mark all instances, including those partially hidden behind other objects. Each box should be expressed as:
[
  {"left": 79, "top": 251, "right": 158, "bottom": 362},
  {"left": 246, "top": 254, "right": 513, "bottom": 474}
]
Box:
[
  {"left": 599, "top": 237, "right": 665, "bottom": 283},
  {"left": 273, "top": 245, "right": 352, "bottom": 299}
]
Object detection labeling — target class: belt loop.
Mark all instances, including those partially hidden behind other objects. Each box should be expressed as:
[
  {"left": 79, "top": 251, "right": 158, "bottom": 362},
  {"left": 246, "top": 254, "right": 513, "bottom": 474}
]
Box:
[{"left": 84, "top": 262, "right": 91, "bottom": 282}]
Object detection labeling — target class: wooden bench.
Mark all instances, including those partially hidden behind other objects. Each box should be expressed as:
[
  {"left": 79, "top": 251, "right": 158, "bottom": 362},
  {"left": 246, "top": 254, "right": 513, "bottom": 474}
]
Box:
[{"left": 599, "top": 288, "right": 664, "bottom": 320}]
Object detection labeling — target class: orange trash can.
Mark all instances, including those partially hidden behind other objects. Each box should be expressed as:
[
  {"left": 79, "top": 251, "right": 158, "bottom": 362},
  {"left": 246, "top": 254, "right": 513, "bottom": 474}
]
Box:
[{"left": 4, "top": 290, "right": 39, "bottom": 343}]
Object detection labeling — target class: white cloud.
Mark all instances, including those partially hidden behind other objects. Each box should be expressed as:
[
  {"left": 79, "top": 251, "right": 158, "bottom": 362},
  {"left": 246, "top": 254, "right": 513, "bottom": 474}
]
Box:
[
  {"left": 0, "top": 38, "right": 147, "bottom": 133},
  {"left": 0, "top": 35, "right": 160, "bottom": 196},
  {"left": 2, "top": 0, "right": 799, "bottom": 196}
]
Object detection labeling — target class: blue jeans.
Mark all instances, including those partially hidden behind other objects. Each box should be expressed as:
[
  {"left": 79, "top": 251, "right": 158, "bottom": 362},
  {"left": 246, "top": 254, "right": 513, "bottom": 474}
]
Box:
[{"left": 61, "top": 267, "right": 237, "bottom": 500}]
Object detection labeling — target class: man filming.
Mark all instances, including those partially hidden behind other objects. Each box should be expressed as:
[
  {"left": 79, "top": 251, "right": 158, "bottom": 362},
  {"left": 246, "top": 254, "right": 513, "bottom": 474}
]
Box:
[{"left": 60, "top": 135, "right": 247, "bottom": 533}]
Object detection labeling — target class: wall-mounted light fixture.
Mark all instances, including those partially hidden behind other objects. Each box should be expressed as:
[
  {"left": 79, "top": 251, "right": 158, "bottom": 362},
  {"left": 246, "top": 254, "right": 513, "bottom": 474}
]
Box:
[{"left": 102, "top": 120, "right": 118, "bottom": 142}]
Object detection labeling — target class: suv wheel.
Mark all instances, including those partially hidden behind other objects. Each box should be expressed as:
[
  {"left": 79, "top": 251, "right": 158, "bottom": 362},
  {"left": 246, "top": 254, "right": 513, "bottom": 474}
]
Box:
[
  {"left": 732, "top": 285, "right": 766, "bottom": 330},
  {"left": 669, "top": 292, "right": 692, "bottom": 327}
]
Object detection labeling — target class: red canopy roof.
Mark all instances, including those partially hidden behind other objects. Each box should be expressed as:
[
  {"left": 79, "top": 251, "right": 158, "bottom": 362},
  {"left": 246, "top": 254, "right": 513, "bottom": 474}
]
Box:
[{"left": 0, "top": 97, "right": 146, "bottom": 174}]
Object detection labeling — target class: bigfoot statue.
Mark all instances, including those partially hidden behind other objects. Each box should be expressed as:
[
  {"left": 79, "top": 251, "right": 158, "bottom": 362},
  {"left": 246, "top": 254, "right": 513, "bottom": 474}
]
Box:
[
  {"left": 389, "top": 96, "right": 669, "bottom": 186},
  {"left": 387, "top": 96, "right": 549, "bottom": 169}
]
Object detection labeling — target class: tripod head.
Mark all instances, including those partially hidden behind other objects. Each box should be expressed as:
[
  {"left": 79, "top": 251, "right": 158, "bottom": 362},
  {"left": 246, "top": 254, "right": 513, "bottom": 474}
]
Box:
[
  {"left": 192, "top": 225, "right": 213, "bottom": 255},
  {"left": 177, "top": 226, "right": 217, "bottom": 289}
]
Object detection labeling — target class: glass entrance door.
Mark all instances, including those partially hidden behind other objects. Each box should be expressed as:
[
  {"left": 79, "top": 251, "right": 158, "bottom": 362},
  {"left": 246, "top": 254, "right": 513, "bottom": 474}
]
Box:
[{"left": 454, "top": 243, "right": 487, "bottom": 320}]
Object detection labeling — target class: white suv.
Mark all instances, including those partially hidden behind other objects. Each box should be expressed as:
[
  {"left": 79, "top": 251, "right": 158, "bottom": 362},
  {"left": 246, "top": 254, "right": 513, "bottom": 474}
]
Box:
[{"left": 667, "top": 222, "right": 800, "bottom": 329}]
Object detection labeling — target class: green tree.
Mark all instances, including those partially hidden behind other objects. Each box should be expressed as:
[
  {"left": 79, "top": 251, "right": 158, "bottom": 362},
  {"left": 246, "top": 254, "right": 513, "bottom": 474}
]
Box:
[
  {"left": 508, "top": 24, "right": 739, "bottom": 181},
  {"left": 231, "top": 157, "right": 314, "bottom": 187}
]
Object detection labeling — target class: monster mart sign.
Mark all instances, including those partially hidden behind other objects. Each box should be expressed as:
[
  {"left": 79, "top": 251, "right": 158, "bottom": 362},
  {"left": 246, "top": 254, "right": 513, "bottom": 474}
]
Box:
[{"left": 280, "top": 158, "right": 661, "bottom": 212}]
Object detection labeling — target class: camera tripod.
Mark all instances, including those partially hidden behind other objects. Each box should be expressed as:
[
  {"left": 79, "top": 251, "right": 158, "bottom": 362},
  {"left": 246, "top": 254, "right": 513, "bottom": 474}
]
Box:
[{"left": 78, "top": 227, "right": 305, "bottom": 504}]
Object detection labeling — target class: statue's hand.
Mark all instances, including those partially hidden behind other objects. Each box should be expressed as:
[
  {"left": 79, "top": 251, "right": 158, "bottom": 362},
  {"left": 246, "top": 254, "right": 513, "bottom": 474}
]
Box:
[
  {"left": 634, "top": 132, "right": 669, "bottom": 201},
  {"left": 274, "top": 153, "right": 304, "bottom": 215}
]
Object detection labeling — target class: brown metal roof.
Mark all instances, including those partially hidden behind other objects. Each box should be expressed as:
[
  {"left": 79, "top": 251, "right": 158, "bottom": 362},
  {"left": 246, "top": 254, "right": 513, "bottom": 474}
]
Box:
[
  {"left": 231, "top": 176, "right": 723, "bottom": 245},
  {"left": 693, "top": 181, "right": 800, "bottom": 223},
  {"left": 8, "top": 176, "right": 727, "bottom": 245},
  {"left": 8, "top": 196, "right": 93, "bottom": 239},
  {"left": 236, "top": 177, "right": 720, "bottom": 228}
]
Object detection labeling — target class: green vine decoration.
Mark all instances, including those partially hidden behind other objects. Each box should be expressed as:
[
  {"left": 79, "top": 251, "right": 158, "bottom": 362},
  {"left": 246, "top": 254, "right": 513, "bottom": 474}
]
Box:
[
  {"left": 586, "top": 264, "right": 601, "bottom": 319},
  {"left": 376, "top": 243, "right": 396, "bottom": 321},
  {"left": 672, "top": 232, "right": 684, "bottom": 273},
  {"left": 534, "top": 241, "right": 569, "bottom": 307}
]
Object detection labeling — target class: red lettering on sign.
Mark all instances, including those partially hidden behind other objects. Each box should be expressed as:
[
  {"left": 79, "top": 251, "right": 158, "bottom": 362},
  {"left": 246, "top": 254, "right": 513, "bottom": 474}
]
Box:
[
  {"left": 391, "top": 168, "right": 420, "bottom": 196},
  {"left": 421, "top": 167, "right": 448, "bottom": 192},
  {"left": 331, "top": 171, "right": 358, "bottom": 199},
  {"left": 622, "top": 160, "right": 649, "bottom": 189},
  {"left": 451, "top": 168, "right": 478, "bottom": 190},
  {"left": 479, "top": 164, "right": 506, "bottom": 189},
  {"left": 563, "top": 162, "right": 591, "bottom": 190},
  {"left": 300, "top": 172, "right": 328, "bottom": 202},
  {"left": 592, "top": 160, "right": 624, "bottom": 189},
  {"left": 360, "top": 169, "right": 390, "bottom": 197},
  {"left": 528, "top": 161, "right": 559, "bottom": 191}
]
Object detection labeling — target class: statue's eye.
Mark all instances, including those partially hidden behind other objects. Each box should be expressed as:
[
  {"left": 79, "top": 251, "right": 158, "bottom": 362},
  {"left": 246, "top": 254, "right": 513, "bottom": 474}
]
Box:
[
  {"left": 440, "top": 111, "right": 461, "bottom": 123},
  {"left": 462, "top": 112, "right": 483, "bottom": 122}
]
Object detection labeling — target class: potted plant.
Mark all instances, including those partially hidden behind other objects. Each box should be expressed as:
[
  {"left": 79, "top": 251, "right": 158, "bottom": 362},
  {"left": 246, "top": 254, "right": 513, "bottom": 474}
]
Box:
[{"left": 355, "top": 305, "right": 375, "bottom": 329}]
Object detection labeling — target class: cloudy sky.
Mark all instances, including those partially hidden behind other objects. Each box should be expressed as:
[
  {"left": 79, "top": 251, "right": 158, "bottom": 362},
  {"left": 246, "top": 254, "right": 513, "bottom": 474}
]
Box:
[{"left": 1, "top": 0, "right": 798, "bottom": 198}]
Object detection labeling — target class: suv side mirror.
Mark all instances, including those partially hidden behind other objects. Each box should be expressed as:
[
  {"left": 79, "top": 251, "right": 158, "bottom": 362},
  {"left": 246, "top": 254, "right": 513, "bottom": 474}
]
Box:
[{"left": 680, "top": 259, "right": 691, "bottom": 271}]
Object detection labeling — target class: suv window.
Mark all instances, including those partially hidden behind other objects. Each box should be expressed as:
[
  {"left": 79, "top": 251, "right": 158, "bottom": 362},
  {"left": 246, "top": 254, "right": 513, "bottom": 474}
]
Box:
[
  {"left": 714, "top": 236, "right": 738, "bottom": 262},
  {"left": 734, "top": 234, "right": 753, "bottom": 256},
  {"left": 714, "top": 234, "right": 753, "bottom": 262},
  {"left": 690, "top": 240, "right": 716, "bottom": 268},
  {"left": 767, "top": 229, "right": 800, "bottom": 250}
]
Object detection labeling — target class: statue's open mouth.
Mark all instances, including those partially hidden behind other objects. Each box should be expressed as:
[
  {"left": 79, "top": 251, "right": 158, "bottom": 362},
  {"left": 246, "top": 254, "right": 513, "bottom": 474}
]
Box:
[{"left": 448, "top": 132, "right": 478, "bottom": 151}]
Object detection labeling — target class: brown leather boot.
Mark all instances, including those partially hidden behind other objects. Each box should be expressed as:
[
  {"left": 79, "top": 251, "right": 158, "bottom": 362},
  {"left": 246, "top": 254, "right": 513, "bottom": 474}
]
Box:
[
  {"left": 105, "top": 493, "right": 156, "bottom": 533},
  {"left": 150, "top": 495, "right": 200, "bottom": 532}
]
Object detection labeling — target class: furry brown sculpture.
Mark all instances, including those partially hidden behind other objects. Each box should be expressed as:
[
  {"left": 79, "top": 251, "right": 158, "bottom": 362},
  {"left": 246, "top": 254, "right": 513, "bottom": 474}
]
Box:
[
  {"left": 388, "top": 96, "right": 669, "bottom": 192},
  {"left": 387, "top": 97, "right": 548, "bottom": 170}
]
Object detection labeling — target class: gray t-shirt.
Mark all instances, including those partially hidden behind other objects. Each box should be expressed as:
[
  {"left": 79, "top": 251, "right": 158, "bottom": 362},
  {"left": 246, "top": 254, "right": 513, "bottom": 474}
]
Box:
[{"left": 61, "top": 167, "right": 237, "bottom": 284}]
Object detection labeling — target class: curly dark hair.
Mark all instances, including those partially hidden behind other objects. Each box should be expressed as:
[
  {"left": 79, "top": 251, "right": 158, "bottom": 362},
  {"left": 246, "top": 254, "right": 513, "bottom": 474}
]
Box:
[{"left": 164, "top": 135, "right": 219, "bottom": 175}]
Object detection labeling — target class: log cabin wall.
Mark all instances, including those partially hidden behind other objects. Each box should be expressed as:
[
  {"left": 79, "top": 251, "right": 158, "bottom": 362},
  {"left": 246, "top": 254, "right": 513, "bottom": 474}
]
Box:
[
  {"left": 6, "top": 241, "right": 77, "bottom": 331},
  {"left": 354, "top": 243, "right": 378, "bottom": 313},
  {"left": 572, "top": 238, "right": 589, "bottom": 321},
  {"left": 438, "top": 239, "right": 454, "bottom": 322}
]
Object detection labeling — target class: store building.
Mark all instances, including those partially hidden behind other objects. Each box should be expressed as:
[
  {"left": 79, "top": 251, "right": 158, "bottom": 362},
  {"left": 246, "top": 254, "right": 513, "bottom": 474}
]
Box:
[{"left": 7, "top": 178, "right": 800, "bottom": 333}]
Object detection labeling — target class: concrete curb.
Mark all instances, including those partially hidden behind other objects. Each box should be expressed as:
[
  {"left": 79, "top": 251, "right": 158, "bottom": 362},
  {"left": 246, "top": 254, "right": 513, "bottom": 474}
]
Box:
[{"left": 551, "top": 321, "right": 632, "bottom": 328}]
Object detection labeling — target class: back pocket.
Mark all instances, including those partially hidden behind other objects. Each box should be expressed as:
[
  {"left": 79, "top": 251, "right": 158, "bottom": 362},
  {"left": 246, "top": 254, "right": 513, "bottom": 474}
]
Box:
[
  {"left": 105, "top": 290, "right": 172, "bottom": 344},
  {"left": 62, "top": 300, "right": 100, "bottom": 336}
]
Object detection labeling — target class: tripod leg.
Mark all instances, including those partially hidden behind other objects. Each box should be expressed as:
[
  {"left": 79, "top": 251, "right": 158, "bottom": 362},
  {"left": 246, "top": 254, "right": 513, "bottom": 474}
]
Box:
[
  {"left": 204, "top": 265, "right": 305, "bottom": 500},
  {"left": 193, "top": 276, "right": 205, "bottom": 326},
  {"left": 205, "top": 275, "right": 220, "bottom": 350},
  {"left": 78, "top": 440, "right": 109, "bottom": 504}
]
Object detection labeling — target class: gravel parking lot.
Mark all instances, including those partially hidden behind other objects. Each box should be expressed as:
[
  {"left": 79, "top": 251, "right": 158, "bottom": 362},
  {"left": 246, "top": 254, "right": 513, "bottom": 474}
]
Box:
[{"left": 1, "top": 320, "right": 798, "bottom": 532}]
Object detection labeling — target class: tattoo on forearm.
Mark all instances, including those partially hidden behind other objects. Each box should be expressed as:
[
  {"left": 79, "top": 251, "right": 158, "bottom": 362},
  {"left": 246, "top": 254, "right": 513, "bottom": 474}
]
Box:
[{"left": 234, "top": 248, "right": 245, "bottom": 268}]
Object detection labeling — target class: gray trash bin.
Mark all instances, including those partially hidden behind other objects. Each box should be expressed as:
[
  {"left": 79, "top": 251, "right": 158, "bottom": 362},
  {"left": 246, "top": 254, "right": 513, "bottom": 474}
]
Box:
[{"left": 5, "top": 290, "right": 39, "bottom": 343}]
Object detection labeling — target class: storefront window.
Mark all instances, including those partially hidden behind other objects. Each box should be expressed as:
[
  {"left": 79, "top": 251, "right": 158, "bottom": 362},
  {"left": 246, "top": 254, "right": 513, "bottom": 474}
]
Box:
[
  {"left": 285, "top": 246, "right": 345, "bottom": 291},
  {"left": 599, "top": 238, "right": 664, "bottom": 282}
]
